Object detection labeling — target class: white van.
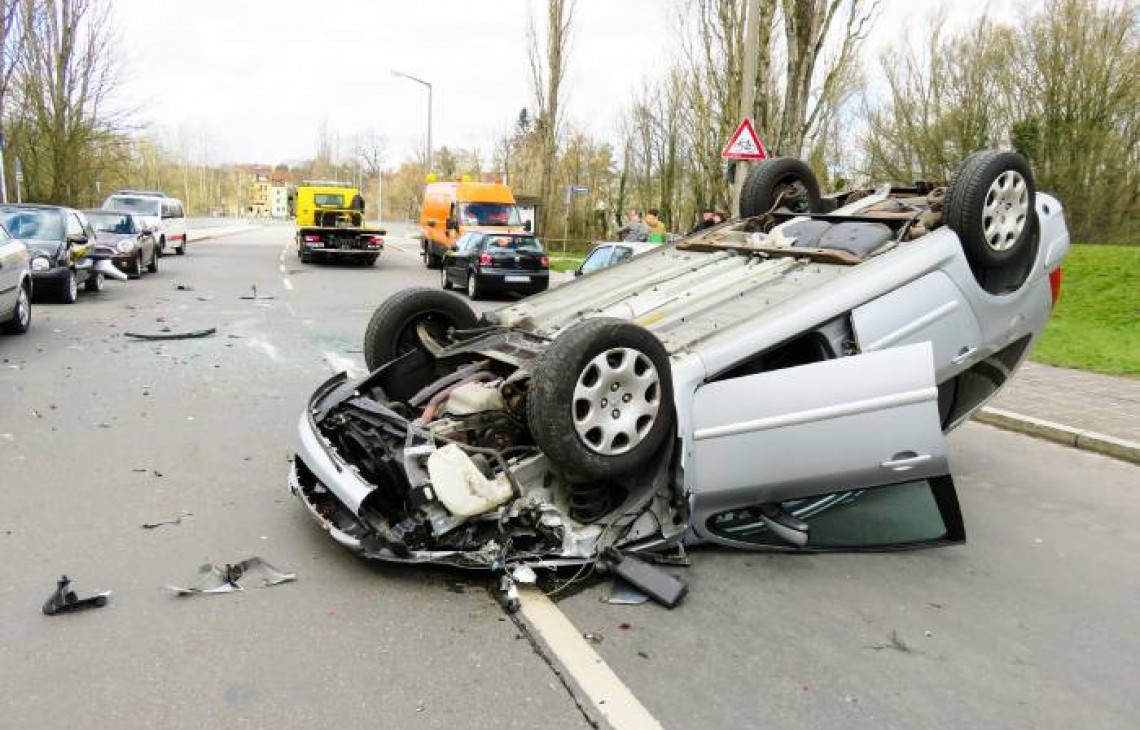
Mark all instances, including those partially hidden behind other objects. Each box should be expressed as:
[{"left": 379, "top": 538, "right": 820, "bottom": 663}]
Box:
[{"left": 102, "top": 192, "right": 188, "bottom": 256}]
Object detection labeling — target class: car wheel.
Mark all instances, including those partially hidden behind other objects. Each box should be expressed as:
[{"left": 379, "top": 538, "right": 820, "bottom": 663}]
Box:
[
  {"left": 527, "top": 318, "right": 674, "bottom": 481},
  {"left": 740, "top": 157, "right": 824, "bottom": 218},
  {"left": 2, "top": 284, "right": 31, "bottom": 334},
  {"left": 300, "top": 246, "right": 312, "bottom": 264},
  {"left": 158, "top": 236, "right": 166, "bottom": 257},
  {"left": 84, "top": 271, "right": 105, "bottom": 293},
  {"left": 147, "top": 248, "right": 159, "bottom": 273},
  {"left": 363, "top": 287, "right": 478, "bottom": 371},
  {"left": 59, "top": 269, "right": 78, "bottom": 304},
  {"left": 440, "top": 266, "right": 452, "bottom": 290},
  {"left": 176, "top": 238, "right": 186, "bottom": 255},
  {"left": 129, "top": 251, "right": 144, "bottom": 279},
  {"left": 466, "top": 270, "right": 481, "bottom": 300},
  {"left": 945, "top": 150, "right": 1036, "bottom": 272}
]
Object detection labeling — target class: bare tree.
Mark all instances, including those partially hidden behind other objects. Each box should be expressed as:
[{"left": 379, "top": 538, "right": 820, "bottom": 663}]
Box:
[{"left": 527, "top": 0, "right": 575, "bottom": 228}]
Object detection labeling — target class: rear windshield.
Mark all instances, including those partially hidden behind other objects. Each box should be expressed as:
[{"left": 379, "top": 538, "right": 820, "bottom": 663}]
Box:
[
  {"left": 461, "top": 202, "right": 521, "bottom": 227},
  {"left": 484, "top": 235, "right": 543, "bottom": 252},
  {"left": 104, "top": 196, "right": 161, "bottom": 217},
  {"left": 86, "top": 211, "right": 136, "bottom": 234},
  {"left": 0, "top": 208, "right": 63, "bottom": 240},
  {"left": 313, "top": 194, "right": 345, "bottom": 207}
]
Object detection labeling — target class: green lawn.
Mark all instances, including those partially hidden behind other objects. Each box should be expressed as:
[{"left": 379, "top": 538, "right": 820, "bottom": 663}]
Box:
[
  {"left": 548, "top": 256, "right": 584, "bottom": 273},
  {"left": 1032, "top": 244, "right": 1139, "bottom": 377}
]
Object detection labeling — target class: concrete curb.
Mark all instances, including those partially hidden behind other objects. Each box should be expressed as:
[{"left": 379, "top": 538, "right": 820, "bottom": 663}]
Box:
[{"left": 975, "top": 407, "right": 1140, "bottom": 465}]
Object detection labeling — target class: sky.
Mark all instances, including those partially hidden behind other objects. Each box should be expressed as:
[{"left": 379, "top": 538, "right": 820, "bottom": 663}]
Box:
[{"left": 113, "top": 0, "right": 1037, "bottom": 167}]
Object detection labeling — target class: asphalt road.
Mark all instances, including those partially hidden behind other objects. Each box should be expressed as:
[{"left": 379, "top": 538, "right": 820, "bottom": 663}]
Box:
[{"left": 1, "top": 225, "right": 1136, "bottom": 729}]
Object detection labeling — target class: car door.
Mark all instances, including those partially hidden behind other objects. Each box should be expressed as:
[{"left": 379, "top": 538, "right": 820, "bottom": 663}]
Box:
[
  {"left": 0, "top": 225, "right": 18, "bottom": 315},
  {"left": 460, "top": 235, "right": 484, "bottom": 286},
  {"left": 446, "top": 233, "right": 473, "bottom": 283},
  {"left": 689, "top": 342, "right": 964, "bottom": 551}
]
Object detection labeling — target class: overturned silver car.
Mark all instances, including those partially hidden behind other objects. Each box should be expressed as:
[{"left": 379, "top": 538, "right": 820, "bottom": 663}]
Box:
[{"left": 290, "top": 151, "right": 1069, "bottom": 571}]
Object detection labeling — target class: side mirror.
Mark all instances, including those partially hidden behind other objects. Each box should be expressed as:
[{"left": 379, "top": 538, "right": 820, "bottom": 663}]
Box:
[
  {"left": 445, "top": 217, "right": 458, "bottom": 231},
  {"left": 427, "top": 219, "right": 438, "bottom": 228},
  {"left": 523, "top": 220, "right": 532, "bottom": 232}
]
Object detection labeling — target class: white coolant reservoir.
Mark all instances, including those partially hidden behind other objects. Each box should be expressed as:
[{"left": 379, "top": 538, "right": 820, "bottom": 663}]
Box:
[
  {"left": 427, "top": 444, "right": 513, "bottom": 517},
  {"left": 445, "top": 382, "right": 506, "bottom": 415}
]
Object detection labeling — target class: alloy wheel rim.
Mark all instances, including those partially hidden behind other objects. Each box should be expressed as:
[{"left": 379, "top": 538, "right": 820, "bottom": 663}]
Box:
[
  {"left": 68, "top": 273, "right": 77, "bottom": 300},
  {"left": 571, "top": 347, "right": 661, "bottom": 456},
  {"left": 17, "top": 289, "right": 29, "bottom": 326},
  {"left": 467, "top": 275, "right": 476, "bottom": 297},
  {"left": 982, "top": 170, "right": 1029, "bottom": 252}
]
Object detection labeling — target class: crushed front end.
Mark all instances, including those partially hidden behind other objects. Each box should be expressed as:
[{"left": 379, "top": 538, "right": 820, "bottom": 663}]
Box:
[{"left": 289, "top": 334, "right": 682, "bottom": 570}]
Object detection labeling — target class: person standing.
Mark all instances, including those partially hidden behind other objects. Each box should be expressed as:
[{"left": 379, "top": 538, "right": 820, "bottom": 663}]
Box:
[{"left": 618, "top": 209, "right": 650, "bottom": 242}]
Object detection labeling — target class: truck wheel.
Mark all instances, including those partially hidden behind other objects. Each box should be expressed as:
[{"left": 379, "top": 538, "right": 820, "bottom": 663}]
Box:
[
  {"left": 740, "top": 157, "right": 824, "bottom": 218},
  {"left": 363, "top": 287, "right": 478, "bottom": 371},
  {"left": 945, "top": 150, "right": 1036, "bottom": 271},
  {"left": 527, "top": 318, "right": 674, "bottom": 481}
]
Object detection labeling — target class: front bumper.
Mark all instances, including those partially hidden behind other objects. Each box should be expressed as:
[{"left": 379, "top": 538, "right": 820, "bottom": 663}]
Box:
[{"left": 30, "top": 265, "right": 70, "bottom": 285}]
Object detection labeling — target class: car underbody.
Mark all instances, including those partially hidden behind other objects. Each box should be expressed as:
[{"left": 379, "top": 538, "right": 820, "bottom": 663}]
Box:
[{"left": 290, "top": 152, "right": 1070, "bottom": 587}]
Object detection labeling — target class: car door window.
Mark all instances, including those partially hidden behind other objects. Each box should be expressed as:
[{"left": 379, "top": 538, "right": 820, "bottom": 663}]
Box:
[
  {"left": 579, "top": 245, "right": 613, "bottom": 275},
  {"left": 65, "top": 213, "right": 84, "bottom": 239},
  {"left": 611, "top": 246, "right": 634, "bottom": 265}
]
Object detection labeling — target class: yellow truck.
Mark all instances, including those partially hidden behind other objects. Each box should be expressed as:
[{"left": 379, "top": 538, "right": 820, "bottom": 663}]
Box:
[
  {"left": 293, "top": 183, "right": 386, "bottom": 265},
  {"left": 419, "top": 179, "right": 529, "bottom": 268}
]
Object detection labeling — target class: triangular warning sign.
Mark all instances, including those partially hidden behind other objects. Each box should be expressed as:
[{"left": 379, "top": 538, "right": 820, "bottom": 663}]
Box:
[{"left": 721, "top": 119, "right": 768, "bottom": 161}]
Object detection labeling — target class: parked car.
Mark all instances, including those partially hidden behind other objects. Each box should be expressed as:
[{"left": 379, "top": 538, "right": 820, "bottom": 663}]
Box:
[
  {"left": 0, "top": 205, "right": 107, "bottom": 303},
  {"left": 102, "top": 192, "right": 187, "bottom": 256},
  {"left": 441, "top": 232, "right": 550, "bottom": 299},
  {"left": 83, "top": 210, "right": 159, "bottom": 278},
  {"left": 575, "top": 241, "right": 657, "bottom": 276},
  {"left": 290, "top": 150, "right": 1068, "bottom": 574},
  {"left": 0, "top": 223, "right": 32, "bottom": 334}
]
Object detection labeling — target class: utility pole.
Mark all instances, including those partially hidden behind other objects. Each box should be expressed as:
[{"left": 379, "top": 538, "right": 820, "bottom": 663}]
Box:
[
  {"left": 730, "top": 0, "right": 762, "bottom": 219},
  {"left": 0, "top": 131, "right": 7, "bottom": 204}
]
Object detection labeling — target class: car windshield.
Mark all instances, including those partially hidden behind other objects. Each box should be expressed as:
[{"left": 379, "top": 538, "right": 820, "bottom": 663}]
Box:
[
  {"left": 460, "top": 203, "right": 521, "bottom": 227},
  {"left": 0, "top": 209, "right": 63, "bottom": 241},
  {"left": 485, "top": 235, "right": 543, "bottom": 252},
  {"left": 314, "top": 193, "right": 345, "bottom": 207},
  {"left": 105, "top": 196, "right": 161, "bottom": 217},
  {"left": 86, "top": 212, "right": 136, "bottom": 234}
]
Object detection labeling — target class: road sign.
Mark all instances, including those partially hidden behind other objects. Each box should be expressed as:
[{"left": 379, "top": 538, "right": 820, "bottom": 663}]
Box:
[{"left": 721, "top": 119, "right": 767, "bottom": 161}]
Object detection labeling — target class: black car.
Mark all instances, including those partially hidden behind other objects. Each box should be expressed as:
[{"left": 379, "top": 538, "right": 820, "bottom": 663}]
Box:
[
  {"left": 441, "top": 232, "right": 549, "bottom": 299},
  {"left": 83, "top": 210, "right": 159, "bottom": 278},
  {"left": 0, "top": 205, "right": 103, "bottom": 303}
]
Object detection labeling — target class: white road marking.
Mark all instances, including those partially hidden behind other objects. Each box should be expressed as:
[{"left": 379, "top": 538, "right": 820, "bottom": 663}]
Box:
[
  {"left": 518, "top": 589, "right": 664, "bottom": 730},
  {"left": 282, "top": 278, "right": 294, "bottom": 291},
  {"left": 323, "top": 352, "right": 367, "bottom": 378}
]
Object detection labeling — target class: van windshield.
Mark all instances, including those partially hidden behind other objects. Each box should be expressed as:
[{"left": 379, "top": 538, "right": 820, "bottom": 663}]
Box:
[
  {"left": 460, "top": 203, "right": 521, "bottom": 227},
  {"left": 105, "top": 196, "right": 161, "bottom": 217}
]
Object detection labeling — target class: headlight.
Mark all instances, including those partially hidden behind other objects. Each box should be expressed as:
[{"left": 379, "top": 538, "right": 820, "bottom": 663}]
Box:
[
  {"left": 117, "top": 241, "right": 134, "bottom": 253},
  {"left": 31, "top": 256, "right": 51, "bottom": 272}
]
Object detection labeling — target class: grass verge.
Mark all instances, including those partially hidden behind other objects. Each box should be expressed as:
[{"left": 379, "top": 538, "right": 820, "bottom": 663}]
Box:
[{"left": 1032, "top": 244, "right": 1139, "bottom": 377}]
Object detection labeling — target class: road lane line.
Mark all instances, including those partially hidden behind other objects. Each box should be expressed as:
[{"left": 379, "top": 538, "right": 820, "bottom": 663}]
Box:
[
  {"left": 282, "top": 278, "right": 294, "bottom": 291},
  {"left": 323, "top": 352, "right": 367, "bottom": 378},
  {"left": 518, "top": 589, "right": 664, "bottom": 730}
]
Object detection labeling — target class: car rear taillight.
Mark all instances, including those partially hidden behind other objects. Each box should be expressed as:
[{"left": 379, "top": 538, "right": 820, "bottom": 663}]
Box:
[
  {"left": 1048, "top": 267, "right": 1063, "bottom": 307},
  {"left": 540, "top": 255, "right": 549, "bottom": 268},
  {"left": 367, "top": 235, "right": 384, "bottom": 247},
  {"left": 478, "top": 253, "right": 492, "bottom": 267},
  {"left": 303, "top": 234, "right": 322, "bottom": 243}
]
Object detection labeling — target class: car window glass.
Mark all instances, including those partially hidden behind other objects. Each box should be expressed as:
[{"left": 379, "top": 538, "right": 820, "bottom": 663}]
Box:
[
  {"left": 66, "top": 213, "right": 84, "bottom": 237},
  {"left": 579, "top": 246, "right": 612, "bottom": 274},
  {"left": 611, "top": 246, "right": 634, "bottom": 264},
  {"left": 0, "top": 209, "right": 64, "bottom": 240},
  {"left": 485, "top": 235, "right": 543, "bottom": 252},
  {"left": 706, "top": 479, "right": 956, "bottom": 549},
  {"left": 106, "top": 196, "right": 161, "bottom": 217},
  {"left": 0, "top": 224, "right": 9, "bottom": 242}
]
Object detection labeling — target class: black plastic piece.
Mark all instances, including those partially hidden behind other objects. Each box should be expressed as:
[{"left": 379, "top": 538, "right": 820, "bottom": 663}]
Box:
[
  {"left": 42, "top": 575, "right": 109, "bottom": 616},
  {"left": 602, "top": 549, "right": 688, "bottom": 609}
]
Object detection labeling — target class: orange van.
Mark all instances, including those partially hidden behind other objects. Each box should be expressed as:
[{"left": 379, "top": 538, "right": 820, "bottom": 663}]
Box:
[{"left": 420, "top": 180, "right": 528, "bottom": 268}]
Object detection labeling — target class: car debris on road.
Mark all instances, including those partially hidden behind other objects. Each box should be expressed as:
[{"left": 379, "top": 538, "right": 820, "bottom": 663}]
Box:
[
  {"left": 42, "top": 575, "right": 111, "bottom": 616},
  {"left": 164, "top": 557, "right": 296, "bottom": 596},
  {"left": 124, "top": 327, "right": 217, "bottom": 341}
]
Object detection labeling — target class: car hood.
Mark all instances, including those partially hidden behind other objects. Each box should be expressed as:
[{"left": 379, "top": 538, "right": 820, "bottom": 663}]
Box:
[
  {"left": 94, "top": 232, "right": 136, "bottom": 246},
  {"left": 22, "top": 240, "right": 63, "bottom": 258}
]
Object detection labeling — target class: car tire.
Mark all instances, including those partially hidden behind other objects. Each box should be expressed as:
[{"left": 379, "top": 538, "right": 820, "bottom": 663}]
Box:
[
  {"left": 527, "top": 318, "right": 674, "bottom": 481},
  {"left": 129, "top": 251, "right": 144, "bottom": 279},
  {"left": 84, "top": 271, "right": 105, "bottom": 293},
  {"left": 466, "top": 270, "right": 482, "bottom": 300},
  {"left": 945, "top": 150, "right": 1036, "bottom": 271},
  {"left": 740, "top": 157, "right": 824, "bottom": 218},
  {"left": 363, "top": 287, "right": 478, "bottom": 371},
  {"left": 59, "top": 269, "right": 78, "bottom": 304},
  {"left": 300, "top": 246, "right": 312, "bottom": 264},
  {"left": 158, "top": 236, "right": 166, "bottom": 257},
  {"left": 176, "top": 238, "right": 186, "bottom": 255},
  {"left": 365, "top": 255, "right": 379, "bottom": 266},
  {"left": 440, "top": 267, "right": 452, "bottom": 290},
  {"left": 2, "top": 284, "right": 31, "bottom": 334},
  {"left": 147, "top": 248, "right": 159, "bottom": 273}
]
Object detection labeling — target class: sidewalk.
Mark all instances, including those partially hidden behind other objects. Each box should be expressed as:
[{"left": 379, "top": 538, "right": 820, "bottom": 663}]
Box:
[{"left": 976, "top": 361, "right": 1140, "bottom": 464}]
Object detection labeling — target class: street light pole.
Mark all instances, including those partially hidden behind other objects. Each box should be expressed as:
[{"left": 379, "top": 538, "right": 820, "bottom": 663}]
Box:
[{"left": 391, "top": 70, "right": 433, "bottom": 176}]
